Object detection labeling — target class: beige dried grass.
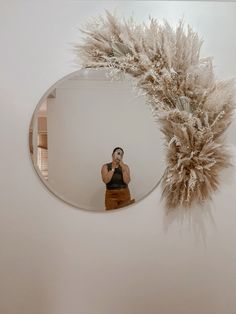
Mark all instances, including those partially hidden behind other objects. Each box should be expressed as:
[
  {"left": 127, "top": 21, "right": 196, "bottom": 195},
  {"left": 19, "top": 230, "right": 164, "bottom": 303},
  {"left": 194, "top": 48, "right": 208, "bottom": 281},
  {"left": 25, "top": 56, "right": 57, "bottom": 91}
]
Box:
[{"left": 72, "top": 10, "right": 236, "bottom": 211}]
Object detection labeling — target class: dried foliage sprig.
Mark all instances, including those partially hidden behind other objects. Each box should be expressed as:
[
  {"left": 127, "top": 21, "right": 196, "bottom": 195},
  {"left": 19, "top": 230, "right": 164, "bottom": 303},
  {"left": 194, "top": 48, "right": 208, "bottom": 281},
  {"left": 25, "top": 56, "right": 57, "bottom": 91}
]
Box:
[{"left": 73, "top": 10, "right": 236, "bottom": 211}]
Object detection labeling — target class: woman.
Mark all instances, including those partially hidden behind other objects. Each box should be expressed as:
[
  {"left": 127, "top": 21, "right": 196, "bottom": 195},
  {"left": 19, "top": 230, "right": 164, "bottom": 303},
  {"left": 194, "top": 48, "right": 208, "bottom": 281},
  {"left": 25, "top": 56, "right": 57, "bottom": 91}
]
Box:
[{"left": 101, "top": 147, "right": 135, "bottom": 210}]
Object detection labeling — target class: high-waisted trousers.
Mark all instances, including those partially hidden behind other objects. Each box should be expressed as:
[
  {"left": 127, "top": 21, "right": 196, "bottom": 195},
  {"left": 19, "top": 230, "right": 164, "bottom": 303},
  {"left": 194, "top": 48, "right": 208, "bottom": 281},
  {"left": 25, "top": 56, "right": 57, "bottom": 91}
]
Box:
[{"left": 105, "top": 187, "right": 135, "bottom": 210}]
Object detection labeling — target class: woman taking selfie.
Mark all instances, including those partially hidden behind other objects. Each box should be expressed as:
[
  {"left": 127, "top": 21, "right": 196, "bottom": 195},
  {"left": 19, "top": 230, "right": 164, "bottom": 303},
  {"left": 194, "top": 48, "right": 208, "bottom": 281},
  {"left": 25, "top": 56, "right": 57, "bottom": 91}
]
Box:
[{"left": 101, "top": 147, "right": 135, "bottom": 210}]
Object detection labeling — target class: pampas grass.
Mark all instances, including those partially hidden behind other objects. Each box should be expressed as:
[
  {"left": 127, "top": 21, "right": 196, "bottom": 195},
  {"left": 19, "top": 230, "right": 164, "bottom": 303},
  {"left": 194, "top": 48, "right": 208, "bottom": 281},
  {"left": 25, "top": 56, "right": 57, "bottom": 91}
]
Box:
[{"left": 72, "top": 10, "right": 236, "bottom": 211}]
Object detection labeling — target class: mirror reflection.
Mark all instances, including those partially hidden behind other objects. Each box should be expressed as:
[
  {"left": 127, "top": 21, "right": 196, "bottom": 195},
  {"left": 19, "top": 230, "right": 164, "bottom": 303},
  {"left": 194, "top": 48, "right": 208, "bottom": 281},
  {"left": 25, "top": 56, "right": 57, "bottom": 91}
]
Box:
[{"left": 29, "top": 68, "right": 165, "bottom": 211}]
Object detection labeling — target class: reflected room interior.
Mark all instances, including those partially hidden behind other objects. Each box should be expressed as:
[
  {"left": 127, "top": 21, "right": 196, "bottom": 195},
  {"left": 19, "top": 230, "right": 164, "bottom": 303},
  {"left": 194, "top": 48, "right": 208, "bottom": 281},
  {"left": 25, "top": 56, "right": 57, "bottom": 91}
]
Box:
[{"left": 29, "top": 68, "right": 165, "bottom": 211}]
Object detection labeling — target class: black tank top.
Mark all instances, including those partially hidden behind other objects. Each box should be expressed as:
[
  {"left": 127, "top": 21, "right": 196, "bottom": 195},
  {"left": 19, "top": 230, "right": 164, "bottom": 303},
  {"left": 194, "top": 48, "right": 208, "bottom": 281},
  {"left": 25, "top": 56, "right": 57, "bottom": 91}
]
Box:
[{"left": 106, "top": 162, "right": 128, "bottom": 190}]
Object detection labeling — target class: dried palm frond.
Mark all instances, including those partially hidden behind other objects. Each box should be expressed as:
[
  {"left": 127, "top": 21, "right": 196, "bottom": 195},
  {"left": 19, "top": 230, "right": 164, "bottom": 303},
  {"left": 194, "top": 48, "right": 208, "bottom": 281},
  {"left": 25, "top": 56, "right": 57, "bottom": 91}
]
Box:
[{"left": 72, "top": 9, "right": 236, "bottom": 212}]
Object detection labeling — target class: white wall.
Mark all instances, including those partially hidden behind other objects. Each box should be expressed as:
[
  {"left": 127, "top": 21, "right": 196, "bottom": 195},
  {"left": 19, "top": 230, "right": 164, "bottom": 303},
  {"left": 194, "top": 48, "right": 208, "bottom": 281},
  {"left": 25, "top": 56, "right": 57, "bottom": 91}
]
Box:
[
  {"left": 46, "top": 69, "right": 164, "bottom": 210},
  {"left": 1, "top": 1, "right": 236, "bottom": 314}
]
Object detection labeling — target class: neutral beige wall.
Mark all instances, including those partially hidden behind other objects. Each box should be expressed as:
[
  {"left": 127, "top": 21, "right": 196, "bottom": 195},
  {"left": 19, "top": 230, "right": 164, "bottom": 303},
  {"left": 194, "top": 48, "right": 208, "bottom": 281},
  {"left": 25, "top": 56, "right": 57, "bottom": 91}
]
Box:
[{"left": 1, "top": 1, "right": 236, "bottom": 314}]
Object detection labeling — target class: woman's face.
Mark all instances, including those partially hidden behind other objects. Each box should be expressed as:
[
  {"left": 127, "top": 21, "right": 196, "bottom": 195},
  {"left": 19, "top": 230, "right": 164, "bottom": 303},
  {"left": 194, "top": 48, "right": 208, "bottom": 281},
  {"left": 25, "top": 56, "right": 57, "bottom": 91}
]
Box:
[{"left": 113, "top": 149, "right": 124, "bottom": 162}]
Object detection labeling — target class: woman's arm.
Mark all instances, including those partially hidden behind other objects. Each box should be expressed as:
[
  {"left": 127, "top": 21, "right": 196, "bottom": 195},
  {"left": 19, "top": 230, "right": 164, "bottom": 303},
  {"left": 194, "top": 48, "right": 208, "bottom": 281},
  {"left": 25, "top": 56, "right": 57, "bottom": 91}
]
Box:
[
  {"left": 119, "top": 161, "right": 131, "bottom": 184},
  {"left": 101, "top": 164, "right": 115, "bottom": 184}
]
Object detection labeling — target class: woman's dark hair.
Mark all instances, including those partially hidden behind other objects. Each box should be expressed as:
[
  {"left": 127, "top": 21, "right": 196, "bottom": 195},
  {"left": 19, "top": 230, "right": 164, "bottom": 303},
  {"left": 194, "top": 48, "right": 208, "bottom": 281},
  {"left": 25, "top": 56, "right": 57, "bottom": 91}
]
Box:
[{"left": 112, "top": 147, "right": 124, "bottom": 155}]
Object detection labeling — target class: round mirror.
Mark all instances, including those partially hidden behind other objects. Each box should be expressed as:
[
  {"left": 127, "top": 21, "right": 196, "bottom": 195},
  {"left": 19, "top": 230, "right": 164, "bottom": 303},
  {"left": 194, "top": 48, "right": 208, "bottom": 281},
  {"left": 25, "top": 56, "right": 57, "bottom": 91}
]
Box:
[{"left": 29, "top": 68, "right": 165, "bottom": 211}]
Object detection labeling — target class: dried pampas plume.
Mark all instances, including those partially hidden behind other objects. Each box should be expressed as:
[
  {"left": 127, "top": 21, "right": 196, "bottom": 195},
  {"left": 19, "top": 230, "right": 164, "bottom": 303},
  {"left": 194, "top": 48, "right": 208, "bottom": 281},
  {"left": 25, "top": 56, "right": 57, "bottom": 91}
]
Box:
[{"left": 72, "top": 10, "right": 236, "bottom": 211}]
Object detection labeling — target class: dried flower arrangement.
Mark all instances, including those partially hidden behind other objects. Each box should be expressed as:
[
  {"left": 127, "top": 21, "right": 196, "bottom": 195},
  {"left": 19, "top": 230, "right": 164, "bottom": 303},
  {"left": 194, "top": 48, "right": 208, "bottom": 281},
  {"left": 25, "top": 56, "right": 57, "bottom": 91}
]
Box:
[{"left": 72, "top": 10, "right": 236, "bottom": 212}]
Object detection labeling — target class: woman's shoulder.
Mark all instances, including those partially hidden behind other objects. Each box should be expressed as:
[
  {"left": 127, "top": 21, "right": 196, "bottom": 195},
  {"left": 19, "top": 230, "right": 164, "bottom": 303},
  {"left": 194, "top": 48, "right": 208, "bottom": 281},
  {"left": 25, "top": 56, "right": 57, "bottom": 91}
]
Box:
[
  {"left": 122, "top": 162, "right": 129, "bottom": 168},
  {"left": 102, "top": 162, "right": 112, "bottom": 168}
]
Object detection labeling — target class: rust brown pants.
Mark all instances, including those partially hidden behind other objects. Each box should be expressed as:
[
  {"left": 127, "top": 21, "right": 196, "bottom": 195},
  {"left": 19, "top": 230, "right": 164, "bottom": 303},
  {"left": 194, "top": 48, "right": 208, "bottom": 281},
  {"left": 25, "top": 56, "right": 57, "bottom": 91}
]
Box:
[{"left": 105, "top": 187, "right": 135, "bottom": 210}]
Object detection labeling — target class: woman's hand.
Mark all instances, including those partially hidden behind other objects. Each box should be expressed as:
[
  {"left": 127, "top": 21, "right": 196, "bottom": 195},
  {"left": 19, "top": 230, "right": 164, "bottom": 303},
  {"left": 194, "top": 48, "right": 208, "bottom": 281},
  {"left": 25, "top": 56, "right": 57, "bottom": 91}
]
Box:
[{"left": 112, "top": 160, "right": 119, "bottom": 169}]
